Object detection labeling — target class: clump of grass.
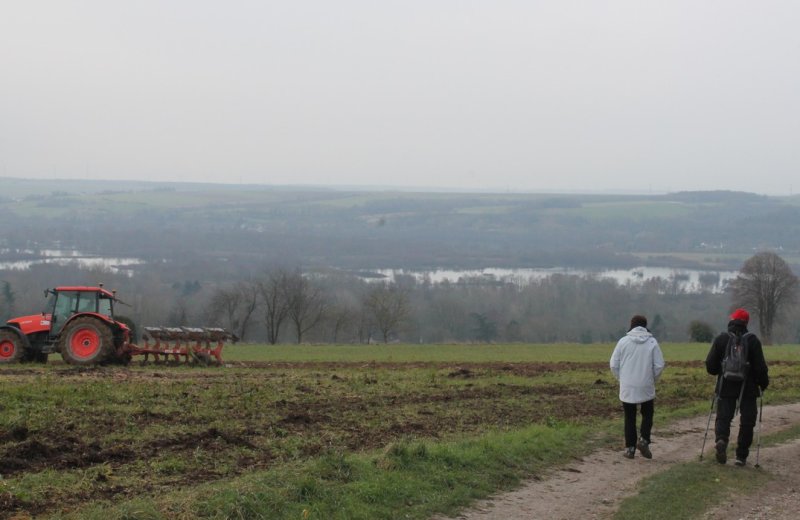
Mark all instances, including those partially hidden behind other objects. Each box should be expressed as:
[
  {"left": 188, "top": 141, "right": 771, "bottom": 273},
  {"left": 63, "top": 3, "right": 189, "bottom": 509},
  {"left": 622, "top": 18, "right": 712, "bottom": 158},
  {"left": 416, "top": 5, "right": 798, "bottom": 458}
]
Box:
[
  {"left": 761, "top": 423, "right": 800, "bottom": 447},
  {"left": 615, "top": 460, "right": 770, "bottom": 519},
  {"left": 616, "top": 421, "right": 800, "bottom": 520}
]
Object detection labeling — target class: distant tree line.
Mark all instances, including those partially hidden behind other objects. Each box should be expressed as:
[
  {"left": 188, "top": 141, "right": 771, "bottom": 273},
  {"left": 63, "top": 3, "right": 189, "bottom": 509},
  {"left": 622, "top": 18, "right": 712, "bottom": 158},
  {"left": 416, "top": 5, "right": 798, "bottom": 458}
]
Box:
[{"left": 3, "top": 252, "right": 797, "bottom": 344}]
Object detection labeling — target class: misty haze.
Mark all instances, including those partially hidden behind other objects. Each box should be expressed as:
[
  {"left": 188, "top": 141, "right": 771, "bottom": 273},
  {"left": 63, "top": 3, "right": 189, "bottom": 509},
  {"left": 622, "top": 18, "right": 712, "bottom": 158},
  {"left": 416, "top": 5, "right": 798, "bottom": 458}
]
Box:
[{"left": 3, "top": 2, "right": 800, "bottom": 519}]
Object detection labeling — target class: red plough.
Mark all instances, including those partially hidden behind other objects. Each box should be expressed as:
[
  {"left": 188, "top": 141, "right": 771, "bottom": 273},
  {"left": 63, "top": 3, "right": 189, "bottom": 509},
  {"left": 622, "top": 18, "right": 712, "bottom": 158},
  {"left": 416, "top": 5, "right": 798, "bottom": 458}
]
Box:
[{"left": 130, "top": 326, "right": 238, "bottom": 366}]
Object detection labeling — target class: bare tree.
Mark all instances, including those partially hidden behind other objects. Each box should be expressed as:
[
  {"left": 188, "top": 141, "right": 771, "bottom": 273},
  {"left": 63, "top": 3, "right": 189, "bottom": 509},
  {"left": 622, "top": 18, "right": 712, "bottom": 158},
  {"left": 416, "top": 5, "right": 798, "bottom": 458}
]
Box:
[
  {"left": 729, "top": 251, "right": 799, "bottom": 344},
  {"left": 167, "top": 299, "right": 190, "bottom": 326},
  {"left": 205, "top": 281, "right": 259, "bottom": 341},
  {"left": 258, "top": 269, "right": 291, "bottom": 345},
  {"left": 235, "top": 281, "right": 260, "bottom": 340},
  {"left": 283, "top": 271, "right": 327, "bottom": 343},
  {"left": 364, "top": 284, "right": 409, "bottom": 343},
  {"left": 324, "top": 300, "right": 355, "bottom": 343},
  {"left": 355, "top": 303, "right": 374, "bottom": 344}
]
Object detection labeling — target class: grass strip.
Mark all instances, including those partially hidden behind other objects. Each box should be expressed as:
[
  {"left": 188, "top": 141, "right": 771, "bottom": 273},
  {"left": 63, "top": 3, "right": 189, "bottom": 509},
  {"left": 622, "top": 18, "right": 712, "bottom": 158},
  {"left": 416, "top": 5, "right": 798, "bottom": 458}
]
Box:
[
  {"left": 613, "top": 424, "right": 800, "bottom": 520},
  {"left": 614, "top": 461, "right": 771, "bottom": 520},
  {"left": 759, "top": 423, "right": 800, "bottom": 447},
  {"left": 68, "top": 422, "right": 589, "bottom": 520},
  {"left": 222, "top": 342, "right": 800, "bottom": 364}
]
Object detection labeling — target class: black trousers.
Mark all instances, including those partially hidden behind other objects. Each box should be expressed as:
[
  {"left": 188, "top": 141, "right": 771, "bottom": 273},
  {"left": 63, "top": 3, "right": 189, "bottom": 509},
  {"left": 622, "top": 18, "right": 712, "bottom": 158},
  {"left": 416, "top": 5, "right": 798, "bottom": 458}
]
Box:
[
  {"left": 622, "top": 400, "right": 654, "bottom": 448},
  {"left": 715, "top": 395, "right": 758, "bottom": 460}
]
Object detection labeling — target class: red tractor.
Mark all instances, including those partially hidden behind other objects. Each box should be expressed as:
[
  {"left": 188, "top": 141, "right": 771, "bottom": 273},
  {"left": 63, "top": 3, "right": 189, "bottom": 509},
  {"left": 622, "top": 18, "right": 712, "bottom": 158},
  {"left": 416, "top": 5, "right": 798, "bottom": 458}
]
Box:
[
  {"left": 1, "top": 285, "right": 235, "bottom": 366},
  {"left": 0, "top": 285, "right": 132, "bottom": 366}
]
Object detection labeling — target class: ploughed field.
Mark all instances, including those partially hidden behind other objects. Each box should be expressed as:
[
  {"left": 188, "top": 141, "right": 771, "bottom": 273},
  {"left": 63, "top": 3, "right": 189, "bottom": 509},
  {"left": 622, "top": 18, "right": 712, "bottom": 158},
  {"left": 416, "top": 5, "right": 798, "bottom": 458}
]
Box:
[{"left": 2, "top": 344, "right": 800, "bottom": 518}]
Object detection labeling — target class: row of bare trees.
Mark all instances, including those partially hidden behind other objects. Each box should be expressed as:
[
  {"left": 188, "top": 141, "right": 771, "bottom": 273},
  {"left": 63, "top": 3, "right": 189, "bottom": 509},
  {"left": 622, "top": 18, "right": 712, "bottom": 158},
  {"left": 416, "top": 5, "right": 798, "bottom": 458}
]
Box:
[
  {"left": 2, "top": 252, "right": 797, "bottom": 344},
  {"left": 201, "top": 252, "right": 799, "bottom": 345},
  {"left": 204, "top": 269, "right": 410, "bottom": 344}
]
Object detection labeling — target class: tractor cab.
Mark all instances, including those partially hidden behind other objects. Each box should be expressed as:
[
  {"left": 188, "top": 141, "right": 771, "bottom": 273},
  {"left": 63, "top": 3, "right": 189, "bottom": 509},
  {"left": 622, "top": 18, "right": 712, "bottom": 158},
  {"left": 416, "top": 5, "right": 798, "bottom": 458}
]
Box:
[{"left": 45, "top": 286, "right": 116, "bottom": 337}]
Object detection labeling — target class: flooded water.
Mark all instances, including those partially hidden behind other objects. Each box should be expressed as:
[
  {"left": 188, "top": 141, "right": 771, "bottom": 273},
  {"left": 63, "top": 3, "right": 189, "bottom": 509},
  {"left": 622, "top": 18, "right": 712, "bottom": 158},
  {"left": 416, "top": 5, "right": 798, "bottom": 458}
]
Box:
[
  {"left": 0, "top": 248, "right": 739, "bottom": 294},
  {"left": 363, "top": 266, "right": 738, "bottom": 293},
  {"left": 0, "top": 249, "right": 144, "bottom": 275}
]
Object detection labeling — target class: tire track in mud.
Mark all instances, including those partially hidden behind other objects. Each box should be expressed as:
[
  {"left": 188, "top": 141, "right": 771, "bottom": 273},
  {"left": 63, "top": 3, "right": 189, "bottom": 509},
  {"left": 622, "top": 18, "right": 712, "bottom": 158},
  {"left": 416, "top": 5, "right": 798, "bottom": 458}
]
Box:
[{"left": 435, "top": 402, "right": 800, "bottom": 520}]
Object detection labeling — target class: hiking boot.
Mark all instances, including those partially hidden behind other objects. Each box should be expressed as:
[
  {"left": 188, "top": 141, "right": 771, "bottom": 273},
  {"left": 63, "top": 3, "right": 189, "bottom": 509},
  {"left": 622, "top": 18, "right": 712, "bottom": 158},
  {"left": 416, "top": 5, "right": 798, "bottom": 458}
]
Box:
[
  {"left": 637, "top": 437, "right": 652, "bottom": 459},
  {"left": 734, "top": 458, "right": 746, "bottom": 467},
  {"left": 623, "top": 447, "right": 635, "bottom": 459},
  {"left": 715, "top": 440, "right": 727, "bottom": 464}
]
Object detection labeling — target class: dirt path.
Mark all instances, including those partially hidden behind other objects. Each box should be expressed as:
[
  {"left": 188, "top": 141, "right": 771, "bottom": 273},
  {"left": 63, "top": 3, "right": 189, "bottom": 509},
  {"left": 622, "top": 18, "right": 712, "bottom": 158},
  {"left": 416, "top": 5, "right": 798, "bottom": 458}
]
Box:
[{"left": 435, "top": 402, "right": 800, "bottom": 520}]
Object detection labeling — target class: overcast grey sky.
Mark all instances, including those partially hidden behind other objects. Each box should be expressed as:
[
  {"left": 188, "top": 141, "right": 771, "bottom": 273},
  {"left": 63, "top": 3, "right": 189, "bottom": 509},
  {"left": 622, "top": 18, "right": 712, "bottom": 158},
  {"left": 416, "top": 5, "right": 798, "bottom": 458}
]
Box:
[{"left": 1, "top": 1, "right": 798, "bottom": 194}]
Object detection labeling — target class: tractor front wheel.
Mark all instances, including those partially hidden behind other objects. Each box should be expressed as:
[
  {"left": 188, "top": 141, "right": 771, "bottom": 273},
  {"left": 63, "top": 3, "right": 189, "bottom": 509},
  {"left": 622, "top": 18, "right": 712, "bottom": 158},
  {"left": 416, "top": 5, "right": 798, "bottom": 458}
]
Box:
[
  {"left": 59, "top": 317, "right": 113, "bottom": 366},
  {"left": 0, "top": 330, "right": 25, "bottom": 364}
]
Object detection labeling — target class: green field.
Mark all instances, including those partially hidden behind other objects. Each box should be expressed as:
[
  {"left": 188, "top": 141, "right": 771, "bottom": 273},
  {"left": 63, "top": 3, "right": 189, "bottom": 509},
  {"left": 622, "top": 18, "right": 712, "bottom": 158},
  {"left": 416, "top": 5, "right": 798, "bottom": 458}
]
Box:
[
  {"left": 222, "top": 342, "right": 800, "bottom": 364},
  {"left": 2, "top": 342, "right": 799, "bottom": 519}
]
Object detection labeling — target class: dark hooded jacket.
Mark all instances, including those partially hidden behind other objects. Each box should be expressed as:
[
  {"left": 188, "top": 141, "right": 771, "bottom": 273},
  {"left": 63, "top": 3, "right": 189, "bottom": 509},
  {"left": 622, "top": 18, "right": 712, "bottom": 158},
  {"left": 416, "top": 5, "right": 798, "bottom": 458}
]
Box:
[{"left": 705, "top": 319, "right": 769, "bottom": 399}]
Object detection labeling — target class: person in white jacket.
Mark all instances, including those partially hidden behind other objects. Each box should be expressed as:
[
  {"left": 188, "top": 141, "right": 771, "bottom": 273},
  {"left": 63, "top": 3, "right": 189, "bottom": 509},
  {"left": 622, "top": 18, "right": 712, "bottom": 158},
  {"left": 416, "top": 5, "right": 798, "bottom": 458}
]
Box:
[{"left": 610, "top": 315, "right": 665, "bottom": 459}]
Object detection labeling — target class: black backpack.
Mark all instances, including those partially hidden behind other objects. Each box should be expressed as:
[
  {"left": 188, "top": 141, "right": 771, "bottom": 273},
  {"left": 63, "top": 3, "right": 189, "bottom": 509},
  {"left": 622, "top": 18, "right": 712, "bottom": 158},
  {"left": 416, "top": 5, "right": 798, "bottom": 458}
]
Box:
[{"left": 722, "top": 332, "right": 751, "bottom": 382}]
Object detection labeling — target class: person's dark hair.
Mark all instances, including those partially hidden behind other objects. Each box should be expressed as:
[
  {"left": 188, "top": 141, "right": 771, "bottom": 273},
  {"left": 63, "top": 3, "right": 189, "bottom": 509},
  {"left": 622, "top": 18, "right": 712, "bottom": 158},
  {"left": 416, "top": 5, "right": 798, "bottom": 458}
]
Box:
[{"left": 630, "top": 315, "right": 648, "bottom": 331}]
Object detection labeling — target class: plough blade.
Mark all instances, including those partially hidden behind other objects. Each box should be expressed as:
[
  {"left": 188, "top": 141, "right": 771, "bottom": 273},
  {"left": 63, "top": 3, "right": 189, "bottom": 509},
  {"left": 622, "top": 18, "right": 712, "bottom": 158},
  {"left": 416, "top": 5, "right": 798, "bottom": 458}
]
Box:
[{"left": 125, "top": 326, "right": 237, "bottom": 365}]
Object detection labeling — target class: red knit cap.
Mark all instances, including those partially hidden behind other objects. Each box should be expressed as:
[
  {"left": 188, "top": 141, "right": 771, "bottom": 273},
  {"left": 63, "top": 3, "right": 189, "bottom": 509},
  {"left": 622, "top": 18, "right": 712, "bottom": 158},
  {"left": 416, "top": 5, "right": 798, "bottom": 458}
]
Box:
[{"left": 730, "top": 308, "right": 750, "bottom": 323}]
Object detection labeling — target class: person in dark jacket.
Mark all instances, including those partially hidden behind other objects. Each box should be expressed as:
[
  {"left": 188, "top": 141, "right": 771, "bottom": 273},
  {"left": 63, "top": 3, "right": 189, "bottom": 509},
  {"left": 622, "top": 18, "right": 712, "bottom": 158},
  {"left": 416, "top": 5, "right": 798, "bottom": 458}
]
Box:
[{"left": 705, "top": 308, "right": 769, "bottom": 466}]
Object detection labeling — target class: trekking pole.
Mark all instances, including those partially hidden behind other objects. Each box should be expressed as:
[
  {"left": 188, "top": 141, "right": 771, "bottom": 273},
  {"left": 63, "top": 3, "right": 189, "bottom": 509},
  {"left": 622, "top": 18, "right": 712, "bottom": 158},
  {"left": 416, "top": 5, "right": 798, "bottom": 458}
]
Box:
[
  {"left": 754, "top": 387, "right": 764, "bottom": 468},
  {"left": 700, "top": 376, "right": 722, "bottom": 460}
]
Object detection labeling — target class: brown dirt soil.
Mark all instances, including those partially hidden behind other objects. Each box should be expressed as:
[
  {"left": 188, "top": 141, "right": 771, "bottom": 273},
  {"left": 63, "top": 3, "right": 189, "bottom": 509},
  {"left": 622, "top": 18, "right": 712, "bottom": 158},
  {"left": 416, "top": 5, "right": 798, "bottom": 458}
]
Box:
[
  {"left": 0, "top": 362, "right": 624, "bottom": 517},
  {"left": 4, "top": 363, "right": 800, "bottom": 518},
  {"left": 435, "top": 402, "right": 800, "bottom": 520}
]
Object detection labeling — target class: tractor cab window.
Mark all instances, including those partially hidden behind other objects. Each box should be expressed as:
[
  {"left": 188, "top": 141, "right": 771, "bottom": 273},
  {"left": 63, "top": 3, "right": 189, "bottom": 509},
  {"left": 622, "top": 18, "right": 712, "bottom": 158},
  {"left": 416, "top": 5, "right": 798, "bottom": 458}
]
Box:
[
  {"left": 98, "top": 295, "right": 113, "bottom": 317},
  {"left": 51, "top": 291, "right": 79, "bottom": 331},
  {"left": 43, "top": 292, "right": 57, "bottom": 314},
  {"left": 77, "top": 293, "right": 98, "bottom": 313}
]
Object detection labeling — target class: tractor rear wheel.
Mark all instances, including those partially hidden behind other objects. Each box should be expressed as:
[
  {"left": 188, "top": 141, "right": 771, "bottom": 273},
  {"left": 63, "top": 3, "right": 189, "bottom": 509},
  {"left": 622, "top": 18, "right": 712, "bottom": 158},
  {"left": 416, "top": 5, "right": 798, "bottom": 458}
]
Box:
[
  {"left": 0, "top": 330, "right": 25, "bottom": 364},
  {"left": 59, "top": 317, "right": 114, "bottom": 366}
]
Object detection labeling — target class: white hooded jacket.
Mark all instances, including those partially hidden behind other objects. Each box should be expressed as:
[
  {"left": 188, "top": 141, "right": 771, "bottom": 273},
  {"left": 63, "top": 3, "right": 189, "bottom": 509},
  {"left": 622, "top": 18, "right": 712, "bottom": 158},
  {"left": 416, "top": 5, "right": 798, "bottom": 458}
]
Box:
[{"left": 610, "top": 326, "right": 665, "bottom": 404}]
